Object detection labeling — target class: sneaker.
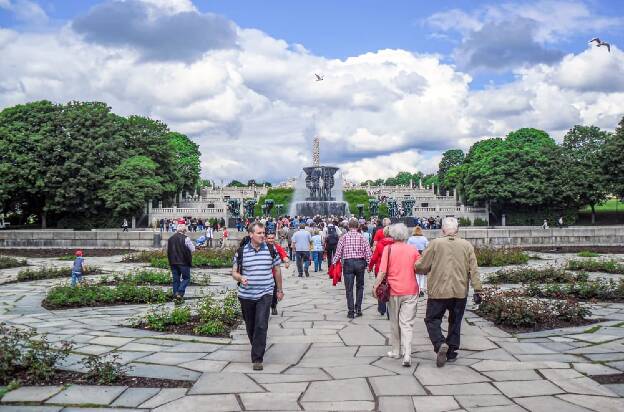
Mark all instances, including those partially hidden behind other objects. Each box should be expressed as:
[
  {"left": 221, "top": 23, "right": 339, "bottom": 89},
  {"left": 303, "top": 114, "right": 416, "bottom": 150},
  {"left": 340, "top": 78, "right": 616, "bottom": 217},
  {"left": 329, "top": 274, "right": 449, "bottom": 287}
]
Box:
[
  {"left": 355, "top": 311, "right": 363, "bottom": 317},
  {"left": 436, "top": 343, "right": 449, "bottom": 368},
  {"left": 252, "top": 362, "right": 263, "bottom": 371},
  {"left": 387, "top": 351, "right": 401, "bottom": 359},
  {"left": 402, "top": 355, "right": 412, "bottom": 367},
  {"left": 347, "top": 312, "right": 355, "bottom": 319},
  {"left": 271, "top": 307, "right": 278, "bottom": 316},
  {"left": 305, "top": 270, "right": 310, "bottom": 277}
]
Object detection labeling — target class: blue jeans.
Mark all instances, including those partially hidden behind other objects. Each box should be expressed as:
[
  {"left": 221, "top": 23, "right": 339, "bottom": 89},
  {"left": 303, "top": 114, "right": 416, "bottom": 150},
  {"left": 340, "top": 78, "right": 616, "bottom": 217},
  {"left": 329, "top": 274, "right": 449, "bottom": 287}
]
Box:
[
  {"left": 71, "top": 271, "right": 83, "bottom": 287},
  {"left": 295, "top": 251, "right": 310, "bottom": 276},
  {"left": 171, "top": 265, "right": 191, "bottom": 297},
  {"left": 312, "top": 251, "right": 323, "bottom": 271}
]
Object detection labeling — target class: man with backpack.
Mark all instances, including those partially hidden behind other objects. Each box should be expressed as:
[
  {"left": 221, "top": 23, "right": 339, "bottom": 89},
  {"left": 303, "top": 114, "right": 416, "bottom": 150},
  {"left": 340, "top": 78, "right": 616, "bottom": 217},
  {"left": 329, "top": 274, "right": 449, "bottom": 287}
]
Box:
[
  {"left": 324, "top": 222, "right": 340, "bottom": 270},
  {"left": 232, "top": 222, "right": 283, "bottom": 371}
]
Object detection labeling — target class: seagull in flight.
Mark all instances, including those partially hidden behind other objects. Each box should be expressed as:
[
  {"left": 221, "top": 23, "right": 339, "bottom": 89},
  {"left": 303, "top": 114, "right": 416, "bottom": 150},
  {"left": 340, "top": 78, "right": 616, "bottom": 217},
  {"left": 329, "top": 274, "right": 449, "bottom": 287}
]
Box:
[
  {"left": 314, "top": 73, "right": 324, "bottom": 81},
  {"left": 589, "top": 37, "right": 611, "bottom": 52}
]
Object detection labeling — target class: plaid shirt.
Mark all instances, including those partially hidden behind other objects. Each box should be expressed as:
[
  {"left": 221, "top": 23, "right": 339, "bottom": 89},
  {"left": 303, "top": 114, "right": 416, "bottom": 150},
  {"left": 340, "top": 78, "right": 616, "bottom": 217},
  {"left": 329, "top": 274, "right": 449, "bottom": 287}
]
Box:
[{"left": 332, "top": 229, "right": 372, "bottom": 265}]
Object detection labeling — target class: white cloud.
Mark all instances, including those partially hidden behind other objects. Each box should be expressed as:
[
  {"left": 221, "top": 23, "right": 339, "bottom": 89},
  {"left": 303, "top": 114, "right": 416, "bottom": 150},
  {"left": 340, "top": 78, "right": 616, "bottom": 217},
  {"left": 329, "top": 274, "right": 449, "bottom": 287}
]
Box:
[
  {"left": 0, "top": 1, "right": 623, "bottom": 184},
  {"left": 0, "top": 0, "right": 48, "bottom": 25}
]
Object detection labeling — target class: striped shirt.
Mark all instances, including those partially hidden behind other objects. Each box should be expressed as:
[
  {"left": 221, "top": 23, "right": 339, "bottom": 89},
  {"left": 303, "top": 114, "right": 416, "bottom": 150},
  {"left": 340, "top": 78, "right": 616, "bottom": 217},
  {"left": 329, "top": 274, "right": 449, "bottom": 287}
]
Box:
[
  {"left": 332, "top": 229, "right": 372, "bottom": 265},
  {"left": 234, "top": 242, "right": 281, "bottom": 301}
]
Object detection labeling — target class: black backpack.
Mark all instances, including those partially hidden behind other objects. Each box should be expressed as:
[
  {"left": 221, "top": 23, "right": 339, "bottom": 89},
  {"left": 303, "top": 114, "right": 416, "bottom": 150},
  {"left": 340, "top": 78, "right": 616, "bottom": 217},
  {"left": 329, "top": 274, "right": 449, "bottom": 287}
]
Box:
[
  {"left": 326, "top": 226, "right": 339, "bottom": 248},
  {"left": 236, "top": 236, "right": 277, "bottom": 276}
]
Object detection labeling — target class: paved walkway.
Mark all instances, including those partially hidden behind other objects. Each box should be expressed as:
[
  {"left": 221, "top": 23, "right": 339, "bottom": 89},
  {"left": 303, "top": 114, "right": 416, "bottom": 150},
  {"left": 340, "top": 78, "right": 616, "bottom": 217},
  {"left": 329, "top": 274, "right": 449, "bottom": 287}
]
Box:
[{"left": 1, "top": 254, "right": 624, "bottom": 411}]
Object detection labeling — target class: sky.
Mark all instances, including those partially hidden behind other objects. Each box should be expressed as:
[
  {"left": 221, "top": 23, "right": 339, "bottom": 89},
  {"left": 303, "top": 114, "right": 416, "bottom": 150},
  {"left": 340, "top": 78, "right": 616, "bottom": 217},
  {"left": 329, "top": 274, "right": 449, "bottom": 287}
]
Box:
[{"left": 0, "top": 0, "right": 623, "bottom": 183}]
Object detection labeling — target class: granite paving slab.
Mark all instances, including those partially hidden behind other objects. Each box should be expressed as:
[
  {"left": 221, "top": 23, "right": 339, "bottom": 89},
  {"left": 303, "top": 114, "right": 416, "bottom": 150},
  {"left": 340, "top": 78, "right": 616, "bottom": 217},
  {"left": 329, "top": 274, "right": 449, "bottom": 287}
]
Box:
[
  {"left": 152, "top": 394, "right": 241, "bottom": 412},
  {"left": 370, "top": 375, "right": 427, "bottom": 396},
  {"left": 412, "top": 395, "right": 461, "bottom": 412},
  {"left": 0, "top": 386, "right": 63, "bottom": 403},
  {"left": 138, "top": 388, "right": 187, "bottom": 409},
  {"left": 189, "top": 372, "right": 265, "bottom": 395},
  {"left": 493, "top": 380, "right": 564, "bottom": 397},
  {"left": 239, "top": 392, "right": 301, "bottom": 411},
  {"left": 514, "top": 395, "right": 593, "bottom": 412},
  {"left": 110, "top": 388, "right": 160, "bottom": 408},
  {"left": 45, "top": 385, "right": 127, "bottom": 406},
  {"left": 302, "top": 378, "right": 374, "bottom": 402}
]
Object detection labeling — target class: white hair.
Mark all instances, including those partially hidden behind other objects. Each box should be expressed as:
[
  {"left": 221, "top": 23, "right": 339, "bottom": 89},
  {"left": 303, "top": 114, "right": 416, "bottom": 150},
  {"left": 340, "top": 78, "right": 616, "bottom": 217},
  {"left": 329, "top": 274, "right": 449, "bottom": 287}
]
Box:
[
  {"left": 442, "top": 217, "right": 459, "bottom": 235},
  {"left": 388, "top": 223, "right": 409, "bottom": 242},
  {"left": 176, "top": 224, "right": 188, "bottom": 233},
  {"left": 382, "top": 217, "right": 391, "bottom": 227}
]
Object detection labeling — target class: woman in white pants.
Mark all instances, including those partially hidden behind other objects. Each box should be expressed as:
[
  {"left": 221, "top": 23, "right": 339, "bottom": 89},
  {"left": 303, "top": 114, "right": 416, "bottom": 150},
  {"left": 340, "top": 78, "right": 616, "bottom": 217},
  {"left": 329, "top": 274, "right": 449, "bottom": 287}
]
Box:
[
  {"left": 372, "top": 223, "right": 422, "bottom": 366},
  {"left": 407, "top": 226, "right": 429, "bottom": 297}
]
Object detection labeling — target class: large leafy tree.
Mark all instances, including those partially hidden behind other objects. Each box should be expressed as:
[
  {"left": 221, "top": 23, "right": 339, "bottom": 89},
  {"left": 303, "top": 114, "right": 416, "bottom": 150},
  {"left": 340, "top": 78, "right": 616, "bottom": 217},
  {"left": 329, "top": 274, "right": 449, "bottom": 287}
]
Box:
[
  {"left": 563, "top": 125, "right": 611, "bottom": 224},
  {"left": 437, "top": 149, "right": 464, "bottom": 192},
  {"left": 167, "top": 131, "right": 201, "bottom": 193},
  {"left": 602, "top": 117, "right": 624, "bottom": 200}
]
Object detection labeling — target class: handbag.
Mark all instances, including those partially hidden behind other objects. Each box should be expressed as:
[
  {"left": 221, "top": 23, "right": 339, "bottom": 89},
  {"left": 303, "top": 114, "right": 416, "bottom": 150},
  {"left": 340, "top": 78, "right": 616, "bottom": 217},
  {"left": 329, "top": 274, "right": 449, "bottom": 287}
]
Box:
[
  {"left": 329, "top": 261, "right": 342, "bottom": 286},
  {"left": 375, "top": 245, "right": 391, "bottom": 303}
]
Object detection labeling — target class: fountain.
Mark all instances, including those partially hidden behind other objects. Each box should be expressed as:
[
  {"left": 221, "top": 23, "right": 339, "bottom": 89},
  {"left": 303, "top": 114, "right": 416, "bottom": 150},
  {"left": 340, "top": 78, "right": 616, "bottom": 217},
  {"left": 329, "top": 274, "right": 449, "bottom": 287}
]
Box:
[{"left": 289, "top": 137, "right": 349, "bottom": 217}]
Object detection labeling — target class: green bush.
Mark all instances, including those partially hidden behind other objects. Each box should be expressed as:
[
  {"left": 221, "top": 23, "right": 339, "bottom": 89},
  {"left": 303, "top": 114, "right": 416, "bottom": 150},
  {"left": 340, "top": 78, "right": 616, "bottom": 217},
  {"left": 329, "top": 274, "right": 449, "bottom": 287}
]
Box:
[
  {"left": 475, "top": 288, "right": 590, "bottom": 330},
  {"left": 194, "top": 320, "right": 226, "bottom": 336},
  {"left": 577, "top": 251, "right": 601, "bottom": 258},
  {"left": 17, "top": 266, "right": 101, "bottom": 282},
  {"left": 0, "top": 323, "right": 73, "bottom": 385},
  {"left": 473, "top": 217, "right": 489, "bottom": 226},
  {"left": 122, "top": 250, "right": 166, "bottom": 263},
  {"left": 43, "top": 283, "right": 171, "bottom": 309},
  {"left": 566, "top": 259, "right": 624, "bottom": 274},
  {"left": 0, "top": 256, "right": 27, "bottom": 269},
  {"left": 106, "top": 270, "right": 210, "bottom": 286},
  {"left": 524, "top": 278, "right": 624, "bottom": 301},
  {"left": 149, "top": 248, "right": 235, "bottom": 269},
  {"left": 458, "top": 217, "right": 471, "bottom": 226},
  {"left": 57, "top": 255, "right": 76, "bottom": 261},
  {"left": 254, "top": 188, "right": 294, "bottom": 217},
  {"left": 485, "top": 266, "right": 588, "bottom": 284},
  {"left": 81, "top": 354, "right": 129, "bottom": 385},
  {"left": 475, "top": 247, "right": 529, "bottom": 267}
]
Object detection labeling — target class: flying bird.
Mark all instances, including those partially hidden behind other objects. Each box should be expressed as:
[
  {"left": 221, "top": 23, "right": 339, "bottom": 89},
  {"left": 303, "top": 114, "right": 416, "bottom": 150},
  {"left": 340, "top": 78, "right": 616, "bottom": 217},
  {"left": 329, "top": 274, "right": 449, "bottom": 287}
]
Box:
[
  {"left": 314, "top": 73, "right": 324, "bottom": 81},
  {"left": 589, "top": 37, "right": 611, "bottom": 52}
]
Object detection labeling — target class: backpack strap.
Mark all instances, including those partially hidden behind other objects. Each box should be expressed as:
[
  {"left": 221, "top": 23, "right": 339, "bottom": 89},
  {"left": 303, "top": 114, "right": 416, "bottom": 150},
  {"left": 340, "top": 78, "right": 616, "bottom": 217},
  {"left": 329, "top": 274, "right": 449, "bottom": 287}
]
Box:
[
  {"left": 267, "top": 243, "right": 277, "bottom": 261},
  {"left": 236, "top": 245, "right": 245, "bottom": 275}
]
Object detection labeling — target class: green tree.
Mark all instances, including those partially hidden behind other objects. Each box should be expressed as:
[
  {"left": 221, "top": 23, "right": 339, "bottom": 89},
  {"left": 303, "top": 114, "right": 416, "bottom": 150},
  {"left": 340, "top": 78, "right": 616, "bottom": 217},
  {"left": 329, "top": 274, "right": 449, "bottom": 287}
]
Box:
[
  {"left": 602, "top": 117, "right": 624, "bottom": 200},
  {"left": 167, "top": 132, "right": 200, "bottom": 193},
  {"left": 227, "top": 180, "right": 246, "bottom": 187},
  {"left": 437, "top": 149, "right": 464, "bottom": 192},
  {"left": 563, "top": 125, "right": 610, "bottom": 224},
  {"left": 101, "top": 156, "right": 163, "bottom": 217}
]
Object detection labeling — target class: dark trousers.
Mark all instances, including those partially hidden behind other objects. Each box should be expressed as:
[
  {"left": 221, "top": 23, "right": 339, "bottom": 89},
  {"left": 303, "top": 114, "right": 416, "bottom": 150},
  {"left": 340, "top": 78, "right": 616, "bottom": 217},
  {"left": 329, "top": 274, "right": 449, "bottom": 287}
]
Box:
[
  {"left": 239, "top": 294, "right": 272, "bottom": 363},
  {"left": 171, "top": 265, "right": 191, "bottom": 297},
  {"left": 424, "top": 297, "right": 467, "bottom": 359},
  {"left": 207, "top": 238, "right": 213, "bottom": 247},
  {"left": 271, "top": 284, "right": 278, "bottom": 309},
  {"left": 295, "top": 251, "right": 310, "bottom": 276},
  {"left": 326, "top": 247, "right": 336, "bottom": 269},
  {"left": 343, "top": 258, "right": 366, "bottom": 314}
]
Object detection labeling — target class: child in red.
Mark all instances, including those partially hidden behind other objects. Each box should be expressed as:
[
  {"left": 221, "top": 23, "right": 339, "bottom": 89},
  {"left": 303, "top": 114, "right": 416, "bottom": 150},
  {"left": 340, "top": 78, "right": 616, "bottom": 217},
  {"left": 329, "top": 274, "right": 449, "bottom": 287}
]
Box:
[{"left": 266, "top": 232, "right": 289, "bottom": 315}]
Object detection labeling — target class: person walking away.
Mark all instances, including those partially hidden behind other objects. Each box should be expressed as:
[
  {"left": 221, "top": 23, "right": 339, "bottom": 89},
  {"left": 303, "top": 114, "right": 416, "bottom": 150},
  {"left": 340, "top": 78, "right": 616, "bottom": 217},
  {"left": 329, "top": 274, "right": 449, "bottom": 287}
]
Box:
[
  {"left": 122, "top": 218, "right": 129, "bottom": 232},
  {"left": 415, "top": 217, "right": 482, "bottom": 367},
  {"left": 368, "top": 226, "right": 394, "bottom": 316},
  {"left": 311, "top": 229, "right": 323, "bottom": 272},
  {"left": 372, "top": 218, "right": 391, "bottom": 251},
  {"left": 222, "top": 227, "right": 229, "bottom": 248},
  {"left": 266, "top": 232, "right": 289, "bottom": 315},
  {"left": 372, "top": 224, "right": 421, "bottom": 366},
  {"left": 407, "top": 226, "right": 429, "bottom": 297},
  {"left": 332, "top": 218, "right": 372, "bottom": 318},
  {"left": 291, "top": 223, "right": 312, "bottom": 277},
  {"left": 167, "top": 223, "right": 195, "bottom": 300},
  {"left": 232, "top": 223, "right": 283, "bottom": 370},
  {"left": 71, "top": 250, "right": 85, "bottom": 287},
  {"left": 324, "top": 223, "right": 340, "bottom": 271},
  {"left": 360, "top": 224, "right": 371, "bottom": 246}
]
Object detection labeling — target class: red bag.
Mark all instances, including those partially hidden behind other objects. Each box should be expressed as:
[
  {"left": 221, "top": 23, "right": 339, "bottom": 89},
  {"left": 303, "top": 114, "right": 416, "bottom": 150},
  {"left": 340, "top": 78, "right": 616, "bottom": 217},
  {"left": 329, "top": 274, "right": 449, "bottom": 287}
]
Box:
[{"left": 329, "top": 261, "right": 342, "bottom": 286}]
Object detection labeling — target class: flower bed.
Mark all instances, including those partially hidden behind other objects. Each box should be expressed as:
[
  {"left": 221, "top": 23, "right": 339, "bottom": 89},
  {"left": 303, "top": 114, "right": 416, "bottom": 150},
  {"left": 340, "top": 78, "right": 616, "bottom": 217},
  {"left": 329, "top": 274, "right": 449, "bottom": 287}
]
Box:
[
  {"left": 566, "top": 259, "right": 624, "bottom": 274},
  {"left": 475, "top": 247, "right": 529, "bottom": 267},
  {"left": 475, "top": 288, "right": 592, "bottom": 332},
  {"left": 524, "top": 278, "right": 624, "bottom": 301},
  {"left": 17, "top": 266, "right": 102, "bottom": 282},
  {"left": 485, "top": 266, "right": 588, "bottom": 284},
  {"left": 100, "top": 269, "right": 210, "bottom": 286},
  {"left": 42, "top": 283, "right": 171, "bottom": 309},
  {"left": 123, "top": 249, "right": 235, "bottom": 269},
  {"left": 130, "top": 290, "right": 241, "bottom": 337},
  {"left": 0, "top": 256, "right": 27, "bottom": 269}
]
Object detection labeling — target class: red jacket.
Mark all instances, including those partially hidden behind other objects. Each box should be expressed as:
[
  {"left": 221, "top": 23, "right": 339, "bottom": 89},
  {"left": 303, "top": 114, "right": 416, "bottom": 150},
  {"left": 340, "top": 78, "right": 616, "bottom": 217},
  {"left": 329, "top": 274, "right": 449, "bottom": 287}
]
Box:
[
  {"left": 273, "top": 243, "right": 288, "bottom": 261},
  {"left": 368, "top": 237, "right": 394, "bottom": 274}
]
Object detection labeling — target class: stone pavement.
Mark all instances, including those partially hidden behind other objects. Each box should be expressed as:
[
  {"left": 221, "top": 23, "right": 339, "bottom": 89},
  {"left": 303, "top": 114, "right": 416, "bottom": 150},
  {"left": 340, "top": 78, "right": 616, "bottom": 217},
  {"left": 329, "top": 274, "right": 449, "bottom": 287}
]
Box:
[{"left": 1, "top": 253, "right": 624, "bottom": 411}]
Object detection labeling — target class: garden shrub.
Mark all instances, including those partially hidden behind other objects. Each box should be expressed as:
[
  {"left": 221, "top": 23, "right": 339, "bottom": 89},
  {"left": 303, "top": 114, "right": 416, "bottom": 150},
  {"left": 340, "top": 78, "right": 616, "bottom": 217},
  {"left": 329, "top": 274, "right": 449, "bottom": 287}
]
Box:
[
  {"left": 475, "top": 288, "right": 590, "bottom": 330},
  {"left": 149, "top": 248, "right": 235, "bottom": 269},
  {"left": 17, "top": 266, "right": 101, "bottom": 282},
  {"left": 458, "top": 217, "right": 471, "bottom": 226},
  {"left": 57, "top": 255, "right": 76, "bottom": 261},
  {"left": 485, "top": 266, "right": 588, "bottom": 284},
  {"left": 121, "top": 250, "right": 166, "bottom": 263},
  {"left": 43, "top": 283, "right": 171, "bottom": 309},
  {"left": 524, "top": 278, "right": 624, "bottom": 301},
  {"left": 566, "top": 259, "right": 624, "bottom": 274},
  {"left": 106, "top": 270, "right": 210, "bottom": 286},
  {"left": 0, "top": 323, "right": 73, "bottom": 385},
  {"left": 473, "top": 217, "right": 489, "bottom": 226},
  {"left": 475, "top": 247, "right": 529, "bottom": 267},
  {"left": 81, "top": 354, "right": 129, "bottom": 385},
  {"left": 577, "top": 251, "right": 601, "bottom": 258},
  {"left": 0, "top": 256, "right": 27, "bottom": 269}
]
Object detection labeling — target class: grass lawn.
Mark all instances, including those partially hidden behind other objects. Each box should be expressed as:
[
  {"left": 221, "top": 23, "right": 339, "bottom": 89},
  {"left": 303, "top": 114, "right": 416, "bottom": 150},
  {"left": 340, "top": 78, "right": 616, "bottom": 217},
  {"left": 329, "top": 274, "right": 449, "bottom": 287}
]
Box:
[{"left": 581, "top": 198, "right": 624, "bottom": 213}]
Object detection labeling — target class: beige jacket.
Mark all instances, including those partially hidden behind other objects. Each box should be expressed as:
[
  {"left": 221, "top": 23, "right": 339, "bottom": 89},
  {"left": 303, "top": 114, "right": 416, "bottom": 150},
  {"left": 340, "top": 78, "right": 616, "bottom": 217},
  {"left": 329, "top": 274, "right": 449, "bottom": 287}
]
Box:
[{"left": 415, "top": 234, "right": 482, "bottom": 299}]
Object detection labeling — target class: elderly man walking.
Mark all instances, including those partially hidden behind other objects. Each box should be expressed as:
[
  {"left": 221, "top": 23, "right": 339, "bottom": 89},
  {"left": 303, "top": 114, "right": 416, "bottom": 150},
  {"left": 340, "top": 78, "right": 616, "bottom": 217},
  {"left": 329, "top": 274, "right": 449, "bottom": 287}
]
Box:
[
  {"left": 332, "top": 218, "right": 372, "bottom": 319},
  {"left": 232, "top": 222, "right": 283, "bottom": 371},
  {"left": 167, "top": 223, "right": 195, "bottom": 300},
  {"left": 415, "top": 217, "right": 482, "bottom": 367}
]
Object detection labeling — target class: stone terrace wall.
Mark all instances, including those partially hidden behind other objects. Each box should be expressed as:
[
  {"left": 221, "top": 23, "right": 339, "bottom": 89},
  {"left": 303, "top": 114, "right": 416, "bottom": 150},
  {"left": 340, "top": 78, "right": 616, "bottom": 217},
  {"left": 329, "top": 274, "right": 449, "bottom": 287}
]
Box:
[{"left": 0, "top": 227, "right": 622, "bottom": 249}]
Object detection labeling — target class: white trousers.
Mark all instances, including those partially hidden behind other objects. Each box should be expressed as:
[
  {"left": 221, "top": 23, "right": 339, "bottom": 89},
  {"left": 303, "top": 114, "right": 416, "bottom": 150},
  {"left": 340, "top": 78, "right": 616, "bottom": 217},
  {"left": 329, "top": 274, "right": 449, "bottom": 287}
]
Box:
[
  {"left": 388, "top": 294, "right": 419, "bottom": 357},
  {"left": 417, "top": 274, "right": 427, "bottom": 291}
]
